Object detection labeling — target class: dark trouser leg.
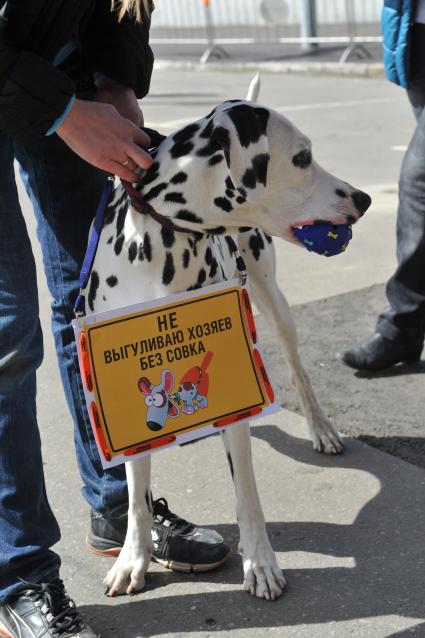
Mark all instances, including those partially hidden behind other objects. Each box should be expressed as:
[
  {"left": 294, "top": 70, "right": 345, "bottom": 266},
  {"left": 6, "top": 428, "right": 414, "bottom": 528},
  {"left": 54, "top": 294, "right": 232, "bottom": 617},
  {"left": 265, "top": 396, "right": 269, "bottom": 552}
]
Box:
[{"left": 377, "top": 39, "right": 425, "bottom": 345}]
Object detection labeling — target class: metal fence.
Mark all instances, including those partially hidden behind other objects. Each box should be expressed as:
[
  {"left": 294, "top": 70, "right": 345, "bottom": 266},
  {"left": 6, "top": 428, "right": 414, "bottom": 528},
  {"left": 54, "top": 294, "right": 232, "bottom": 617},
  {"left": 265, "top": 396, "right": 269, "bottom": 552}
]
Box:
[{"left": 150, "top": 0, "right": 382, "bottom": 63}]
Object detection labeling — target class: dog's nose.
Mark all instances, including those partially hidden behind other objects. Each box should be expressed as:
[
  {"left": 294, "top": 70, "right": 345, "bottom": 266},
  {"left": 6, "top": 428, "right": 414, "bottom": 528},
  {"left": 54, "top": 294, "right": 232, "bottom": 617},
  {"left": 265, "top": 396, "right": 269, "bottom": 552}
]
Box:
[
  {"left": 147, "top": 420, "right": 163, "bottom": 431},
  {"left": 351, "top": 190, "right": 372, "bottom": 216}
]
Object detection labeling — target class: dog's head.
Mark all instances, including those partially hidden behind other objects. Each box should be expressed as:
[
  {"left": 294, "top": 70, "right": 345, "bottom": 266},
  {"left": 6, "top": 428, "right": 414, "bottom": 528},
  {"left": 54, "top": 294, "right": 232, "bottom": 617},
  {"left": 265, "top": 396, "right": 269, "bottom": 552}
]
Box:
[{"left": 141, "top": 100, "right": 371, "bottom": 245}]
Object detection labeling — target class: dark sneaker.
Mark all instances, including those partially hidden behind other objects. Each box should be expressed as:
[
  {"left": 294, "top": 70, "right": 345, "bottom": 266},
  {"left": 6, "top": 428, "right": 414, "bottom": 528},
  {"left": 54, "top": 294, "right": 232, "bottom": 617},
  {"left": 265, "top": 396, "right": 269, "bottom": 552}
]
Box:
[
  {"left": 0, "top": 578, "right": 99, "bottom": 637},
  {"left": 86, "top": 498, "right": 231, "bottom": 573}
]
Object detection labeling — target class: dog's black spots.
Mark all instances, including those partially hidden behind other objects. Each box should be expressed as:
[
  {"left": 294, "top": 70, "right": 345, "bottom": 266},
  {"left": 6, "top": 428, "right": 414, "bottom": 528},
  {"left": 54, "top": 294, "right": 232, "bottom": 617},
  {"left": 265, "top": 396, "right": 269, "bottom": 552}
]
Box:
[
  {"left": 216, "top": 238, "right": 225, "bottom": 259},
  {"left": 236, "top": 196, "right": 247, "bottom": 205},
  {"left": 144, "top": 232, "right": 152, "bottom": 262},
  {"left": 188, "top": 237, "right": 198, "bottom": 257},
  {"left": 115, "top": 205, "right": 127, "bottom": 237},
  {"left": 209, "top": 257, "right": 218, "bottom": 279},
  {"left": 114, "top": 235, "right": 124, "bottom": 256},
  {"left": 102, "top": 295, "right": 106, "bottom": 301},
  {"left": 225, "top": 176, "right": 235, "bottom": 190},
  {"left": 226, "top": 452, "right": 234, "bottom": 479},
  {"left": 173, "top": 123, "right": 200, "bottom": 144},
  {"left": 225, "top": 236, "right": 237, "bottom": 255},
  {"left": 214, "top": 197, "right": 233, "bottom": 213},
  {"left": 264, "top": 232, "right": 273, "bottom": 244},
  {"left": 162, "top": 252, "right": 175, "bottom": 285},
  {"left": 128, "top": 241, "right": 138, "bottom": 263},
  {"left": 197, "top": 141, "right": 219, "bottom": 157},
  {"left": 205, "top": 246, "right": 213, "bottom": 265},
  {"left": 164, "top": 192, "right": 187, "bottom": 204},
  {"left": 106, "top": 275, "right": 118, "bottom": 288},
  {"left": 336, "top": 188, "right": 348, "bottom": 198},
  {"left": 226, "top": 104, "right": 270, "bottom": 148},
  {"left": 205, "top": 105, "right": 219, "bottom": 119},
  {"left": 138, "top": 242, "right": 145, "bottom": 261},
  {"left": 208, "top": 226, "right": 226, "bottom": 235},
  {"left": 252, "top": 153, "right": 270, "bottom": 186},
  {"left": 239, "top": 226, "right": 251, "bottom": 233},
  {"left": 225, "top": 189, "right": 235, "bottom": 199},
  {"left": 197, "top": 268, "right": 207, "bottom": 285},
  {"left": 145, "top": 491, "right": 153, "bottom": 514},
  {"left": 144, "top": 182, "right": 168, "bottom": 202},
  {"left": 161, "top": 226, "right": 175, "bottom": 248},
  {"left": 249, "top": 229, "right": 265, "bottom": 261},
  {"left": 107, "top": 236, "right": 113, "bottom": 245},
  {"left": 211, "top": 126, "right": 231, "bottom": 165},
  {"left": 183, "top": 249, "right": 190, "bottom": 269},
  {"left": 209, "top": 154, "right": 224, "bottom": 166},
  {"left": 88, "top": 270, "right": 99, "bottom": 312},
  {"left": 170, "top": 171, "right": 188, "bottom": 185},
  {"left": 241, "top": 168, "right": 257, "bottom": 190},
  {"left": 293, "top": 148, "right": 312, "bottom": 169},
  {"left": 186, "top": 283, "right": 202, "bottom": 292},
  {"left": 238, "top": 187, "right": 247, "bottom": 198},
  {"left": 200, "top": 120, "right": 214, "bottom": 139},
  {"left": 104, "top": 206, "right": 116, "bottom": 226},
  {"left": 170, "top": 140, "right": 194, "bottom": 159},
  {"left": 176, "top": 210, "right": 203, "bottom": 224},
  {"left": 141, "top": 162, "right": 160, "bottom": 187}
]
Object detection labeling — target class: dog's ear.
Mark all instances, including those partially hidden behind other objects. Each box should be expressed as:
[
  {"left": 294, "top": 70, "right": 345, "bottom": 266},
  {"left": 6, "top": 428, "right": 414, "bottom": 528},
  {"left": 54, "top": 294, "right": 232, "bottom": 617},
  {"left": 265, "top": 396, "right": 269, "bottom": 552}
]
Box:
[
  {"left": 210, "top": 104, "right": 270, "bottom": 202},
  {"left": 138, "top": 377, "right": 153, "bottom": 395}
]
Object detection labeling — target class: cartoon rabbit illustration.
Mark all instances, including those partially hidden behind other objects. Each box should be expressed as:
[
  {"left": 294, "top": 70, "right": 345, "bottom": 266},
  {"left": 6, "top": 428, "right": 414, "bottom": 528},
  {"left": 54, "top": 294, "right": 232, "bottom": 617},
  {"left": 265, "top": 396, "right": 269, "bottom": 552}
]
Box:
[{"left": 138, "top": 370, "right": 180, "bottom": 431}]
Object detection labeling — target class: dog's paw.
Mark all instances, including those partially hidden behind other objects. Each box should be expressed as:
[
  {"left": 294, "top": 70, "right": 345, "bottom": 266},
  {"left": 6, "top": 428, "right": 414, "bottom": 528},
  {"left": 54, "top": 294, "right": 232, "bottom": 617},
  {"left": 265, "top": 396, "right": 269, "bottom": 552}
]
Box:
[
  {"left": 242, "top": 558, "right": 286, "bottom": 601},
  {"left": 310, "top": 416, "right": 343, "bottom": 455},
  {"left": 240, "top": 536, "right": 285, "bottom": 601},
  {"left": 104, "top": 547, "right": 152, "bottom": 596}
]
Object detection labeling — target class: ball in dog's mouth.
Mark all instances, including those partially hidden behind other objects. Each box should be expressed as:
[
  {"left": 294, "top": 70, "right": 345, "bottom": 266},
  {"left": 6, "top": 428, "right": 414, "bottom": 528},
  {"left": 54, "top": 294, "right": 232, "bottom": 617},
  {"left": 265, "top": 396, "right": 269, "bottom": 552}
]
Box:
[{"left": 292, "top": 222, "right": 352, "bottom": 257}]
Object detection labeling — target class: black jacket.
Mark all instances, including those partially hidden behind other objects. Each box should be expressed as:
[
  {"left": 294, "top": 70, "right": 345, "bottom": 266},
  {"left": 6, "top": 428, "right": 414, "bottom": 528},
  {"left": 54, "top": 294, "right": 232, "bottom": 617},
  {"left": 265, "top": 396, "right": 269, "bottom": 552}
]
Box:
[{"left": 0, "top": 0, "right": 154, "bottom": 144}]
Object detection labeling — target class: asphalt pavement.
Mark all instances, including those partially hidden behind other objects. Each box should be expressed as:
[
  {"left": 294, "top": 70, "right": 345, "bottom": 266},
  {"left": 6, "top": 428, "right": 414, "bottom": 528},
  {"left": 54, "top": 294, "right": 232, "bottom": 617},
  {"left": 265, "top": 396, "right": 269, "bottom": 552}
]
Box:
[{"left": 18, "top": 65, "right": 425, "bottom": 637}]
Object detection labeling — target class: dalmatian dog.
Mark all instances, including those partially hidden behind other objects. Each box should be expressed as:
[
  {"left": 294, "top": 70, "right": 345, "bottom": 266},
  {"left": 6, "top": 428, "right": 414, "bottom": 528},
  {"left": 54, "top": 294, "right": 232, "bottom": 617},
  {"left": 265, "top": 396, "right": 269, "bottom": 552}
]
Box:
[{"left": 85, "top": 77, "right": 371, "bottom": 600}]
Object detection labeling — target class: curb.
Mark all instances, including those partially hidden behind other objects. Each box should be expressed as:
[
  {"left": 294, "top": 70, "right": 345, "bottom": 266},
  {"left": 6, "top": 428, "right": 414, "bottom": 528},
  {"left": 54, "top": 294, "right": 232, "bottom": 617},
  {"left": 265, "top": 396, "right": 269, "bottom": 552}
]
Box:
[{"left": 154, "top": 59, "right": 385, "bottom": 79}]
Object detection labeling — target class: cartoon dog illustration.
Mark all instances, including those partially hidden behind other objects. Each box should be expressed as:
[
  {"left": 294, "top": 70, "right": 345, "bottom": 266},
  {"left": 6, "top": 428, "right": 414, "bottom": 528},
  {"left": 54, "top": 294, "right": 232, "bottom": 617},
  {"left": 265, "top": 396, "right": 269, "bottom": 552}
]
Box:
[
  {"left": 172, "top": 352, "right": 213, "bottom": 415},
  {"left": 138, "top": 370, "right": 180, "bottom": 431}
]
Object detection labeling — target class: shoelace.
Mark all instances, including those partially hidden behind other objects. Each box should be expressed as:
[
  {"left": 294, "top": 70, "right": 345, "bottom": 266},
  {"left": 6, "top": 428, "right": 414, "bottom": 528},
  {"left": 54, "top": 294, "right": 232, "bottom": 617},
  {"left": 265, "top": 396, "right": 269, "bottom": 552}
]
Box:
[
  {"left": 17, "top": 578, "right": 83, "bottom": 635},
  {"left": 152, "top": 497, "right": 194, "bottom": 535}
]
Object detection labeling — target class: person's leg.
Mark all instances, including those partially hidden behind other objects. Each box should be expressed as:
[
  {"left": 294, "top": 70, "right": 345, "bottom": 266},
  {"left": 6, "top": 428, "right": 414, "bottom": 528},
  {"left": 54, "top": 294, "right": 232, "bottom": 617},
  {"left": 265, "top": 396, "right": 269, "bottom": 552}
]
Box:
[
  {"left": 377, "top": 77, "right": 425, "bottom": 344},
  {"left": 342, "top": 28, "right": 425, "bottom": 370},
  {"left": 13, "top": 133, "right": 129, "bottom": 519},
  {"left": 0, "top": 133, "right": 60, "bottom": 601}
]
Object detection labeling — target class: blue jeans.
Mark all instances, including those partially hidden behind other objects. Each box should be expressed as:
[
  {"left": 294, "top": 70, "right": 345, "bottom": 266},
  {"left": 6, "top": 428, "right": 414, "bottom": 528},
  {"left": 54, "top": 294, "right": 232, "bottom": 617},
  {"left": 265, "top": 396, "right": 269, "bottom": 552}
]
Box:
[
  {"left": 0, "top": 132, "right": 127, "bottom": 602},
  {"left": 377, "top": 36, "right": 425, "bottom": 345}
]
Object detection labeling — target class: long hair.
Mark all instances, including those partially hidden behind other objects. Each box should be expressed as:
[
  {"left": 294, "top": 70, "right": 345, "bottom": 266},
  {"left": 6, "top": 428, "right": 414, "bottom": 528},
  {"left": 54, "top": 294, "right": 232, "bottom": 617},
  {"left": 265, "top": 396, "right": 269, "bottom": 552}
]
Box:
[{"left": 112, "top": 0, "right": 152, "bottom": 22}]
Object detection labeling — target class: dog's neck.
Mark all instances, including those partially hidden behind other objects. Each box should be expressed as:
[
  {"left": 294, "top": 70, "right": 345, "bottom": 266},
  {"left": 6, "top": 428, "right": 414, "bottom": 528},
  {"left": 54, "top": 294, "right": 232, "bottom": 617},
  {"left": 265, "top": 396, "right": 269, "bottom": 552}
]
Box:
[{"left": 133, "top": 136, "right": 261, "bottom": 237}]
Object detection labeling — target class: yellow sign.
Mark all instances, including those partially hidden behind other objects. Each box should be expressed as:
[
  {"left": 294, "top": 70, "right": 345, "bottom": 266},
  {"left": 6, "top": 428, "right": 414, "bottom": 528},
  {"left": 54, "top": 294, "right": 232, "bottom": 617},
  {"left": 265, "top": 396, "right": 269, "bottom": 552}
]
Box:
[{"left": 73, "top": 280, "right": 280, "bottom": 468}]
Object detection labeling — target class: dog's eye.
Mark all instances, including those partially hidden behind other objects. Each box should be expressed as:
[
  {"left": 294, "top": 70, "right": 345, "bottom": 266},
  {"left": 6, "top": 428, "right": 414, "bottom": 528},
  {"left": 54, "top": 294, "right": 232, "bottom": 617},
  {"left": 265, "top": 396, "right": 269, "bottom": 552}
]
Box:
[
  {"left": 145, "top": 395, "right": 154, "bottom": 407},
  {"left": 152, "top": 392, "right": 165, "bottom": 407},
  {"left": 292, "top": 149, "right": 312, "bottom": 169}
]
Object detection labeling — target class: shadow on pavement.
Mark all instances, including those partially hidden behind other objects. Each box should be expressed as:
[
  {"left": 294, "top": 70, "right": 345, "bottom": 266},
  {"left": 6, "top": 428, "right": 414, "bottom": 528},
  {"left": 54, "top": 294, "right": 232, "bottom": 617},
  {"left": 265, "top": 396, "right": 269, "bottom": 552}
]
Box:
[{"left": 79, "top": 424, "right": 425, "bottom": 637}]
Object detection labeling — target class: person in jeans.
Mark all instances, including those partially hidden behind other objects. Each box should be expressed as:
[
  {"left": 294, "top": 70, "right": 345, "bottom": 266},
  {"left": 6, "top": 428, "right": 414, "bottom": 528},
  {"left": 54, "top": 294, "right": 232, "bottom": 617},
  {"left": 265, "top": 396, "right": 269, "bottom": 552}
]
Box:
[
  {"left": 342, "top": 0, "right": 425, "bottom": 370},
  {"left": 0, "top": 2, "right": 228, "bottom": 637}
]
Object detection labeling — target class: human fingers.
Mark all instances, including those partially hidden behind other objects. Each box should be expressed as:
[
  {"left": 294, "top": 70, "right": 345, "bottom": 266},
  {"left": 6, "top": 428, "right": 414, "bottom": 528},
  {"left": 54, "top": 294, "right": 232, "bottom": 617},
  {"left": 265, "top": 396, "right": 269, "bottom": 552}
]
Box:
[
  {"left": 125, "top": 142, "right": 153, "bottom": 171},
  {"left": 132, "top": 126, "right": 151, "bottom": 149},
  {"left": 104, "top": 159, "right": 140, "bottom": 182}
]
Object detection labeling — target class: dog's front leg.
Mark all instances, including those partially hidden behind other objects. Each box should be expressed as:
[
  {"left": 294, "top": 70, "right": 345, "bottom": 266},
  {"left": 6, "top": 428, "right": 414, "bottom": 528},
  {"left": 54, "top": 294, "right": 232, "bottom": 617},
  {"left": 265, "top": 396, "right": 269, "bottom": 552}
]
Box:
[
  {"left": 104, "top": 456, "right": 153, "bottom": 596},
  {"left": 242, "top": 236, "right": 343, "bottom": 454},
  {"left": 221, "top": 424, "right": 285, "bottom": 600}
]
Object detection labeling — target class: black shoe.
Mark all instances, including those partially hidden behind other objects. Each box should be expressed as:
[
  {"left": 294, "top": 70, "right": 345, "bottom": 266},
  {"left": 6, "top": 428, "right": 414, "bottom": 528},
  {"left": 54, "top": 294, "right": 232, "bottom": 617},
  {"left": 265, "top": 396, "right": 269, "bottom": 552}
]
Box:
[
  {"left": 341, "top": 332, "right": 423, "bottom": 371},
  {"left": 86, "top": 498, "right": 231, "bottom": 573},
  {"left": 0, "top": 578, "right": 99, "bottom": 638}
]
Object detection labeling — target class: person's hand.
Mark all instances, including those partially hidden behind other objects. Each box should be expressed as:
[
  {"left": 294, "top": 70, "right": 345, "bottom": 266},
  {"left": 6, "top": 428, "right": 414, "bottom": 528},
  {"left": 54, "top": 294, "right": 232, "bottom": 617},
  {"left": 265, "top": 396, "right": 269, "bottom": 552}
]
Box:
[
  {"left": 95, "top": 78, "right": 144, "bottom": 127},
  {"left": 56, "top": 98, "right": 152, "bottom": 181}
]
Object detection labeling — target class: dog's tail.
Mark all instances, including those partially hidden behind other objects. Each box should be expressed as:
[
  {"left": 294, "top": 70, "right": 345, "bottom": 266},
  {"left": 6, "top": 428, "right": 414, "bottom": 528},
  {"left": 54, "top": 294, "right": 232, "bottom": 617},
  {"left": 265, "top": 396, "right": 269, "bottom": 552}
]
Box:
[{"left": 246, "top": 72, "right": 261, "bottom": 102}]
